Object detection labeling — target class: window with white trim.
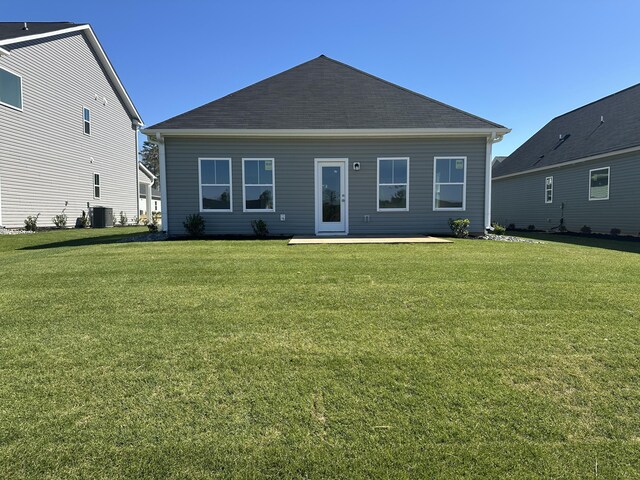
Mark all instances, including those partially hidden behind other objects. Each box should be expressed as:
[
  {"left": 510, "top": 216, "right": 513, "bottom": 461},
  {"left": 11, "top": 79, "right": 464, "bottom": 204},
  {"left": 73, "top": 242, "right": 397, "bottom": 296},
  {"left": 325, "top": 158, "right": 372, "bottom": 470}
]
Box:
[
  {"left": 83, "top": 107, "right": 91, "bottom": 135},
  {"left": 434, "top": 157, "right": 466, "bottom": 210},
  {"left": 0, "top": 67, "right": 22, "bottom": 110},
  {"left": 93, "top": 173, "right": 100, "bottom": 199},
  {"left": 589, "top": 167, "right": 609, "bottom": 200},
  {"left": 243, "top": 159, "right": 274, "bottom": 211},
  {"left": 377, "top": 158, "right": 409, "bottom": 211},
  {"left": 199, "top": 158, "right": 232, "bottom": 211},
  {"left": 545, "top": 176, "right": 553, "bottom": 203}
]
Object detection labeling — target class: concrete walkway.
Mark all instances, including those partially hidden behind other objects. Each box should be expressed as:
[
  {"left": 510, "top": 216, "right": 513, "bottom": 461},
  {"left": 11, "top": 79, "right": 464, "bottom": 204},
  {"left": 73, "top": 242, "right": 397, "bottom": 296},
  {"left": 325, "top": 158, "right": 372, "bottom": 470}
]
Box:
[{"left": 288, "top": 235, "right": 453, "bottom": 245}]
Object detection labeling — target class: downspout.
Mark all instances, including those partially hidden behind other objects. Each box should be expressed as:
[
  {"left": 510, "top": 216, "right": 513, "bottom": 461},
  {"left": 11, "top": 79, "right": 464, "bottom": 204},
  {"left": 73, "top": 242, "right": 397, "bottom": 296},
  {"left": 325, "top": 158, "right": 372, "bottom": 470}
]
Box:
[
  {"left": 485, "top": 132, "right": 506, "bottom": 231},
  {"left": 149, "top": 133, "right": 169, "bottom": 235}
]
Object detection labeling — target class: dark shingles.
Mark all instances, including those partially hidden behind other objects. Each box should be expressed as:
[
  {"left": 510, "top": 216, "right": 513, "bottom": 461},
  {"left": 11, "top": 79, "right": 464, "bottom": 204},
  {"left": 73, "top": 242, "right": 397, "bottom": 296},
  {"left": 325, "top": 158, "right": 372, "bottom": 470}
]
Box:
[
  {"left": 493, "top": 83, "right": 640, "bottom": 177},
  {"left": 0, "top": 22, "right": 83, "bottom": 43},
  {"left": 147, "top": 55, "right": 505, "bottom": 130}
]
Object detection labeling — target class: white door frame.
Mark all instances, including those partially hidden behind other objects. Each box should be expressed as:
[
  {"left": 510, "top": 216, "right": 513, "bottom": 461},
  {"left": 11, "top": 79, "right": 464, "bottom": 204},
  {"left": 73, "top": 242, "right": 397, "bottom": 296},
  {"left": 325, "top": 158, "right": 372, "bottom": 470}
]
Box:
[{"left": 314, "top": 158, "right": 349, "bottom": 235}]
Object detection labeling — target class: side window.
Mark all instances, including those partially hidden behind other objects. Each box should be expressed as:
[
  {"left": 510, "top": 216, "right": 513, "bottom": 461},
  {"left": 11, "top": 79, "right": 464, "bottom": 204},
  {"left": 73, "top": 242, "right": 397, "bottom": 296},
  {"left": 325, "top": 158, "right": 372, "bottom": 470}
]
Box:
[
  {"left": 545, "top": 176, "right": 553, "bottom": 203},
  {"left": 434, "top": 157, "right": 466, "bottom": 210},
  {"left": 0, "top": 67, "right": 23, "bottom": 110},
  {"left": 93, "top": 173, "right": 100, "bottom": 199},
  {"left": 589, "top": 167, "right": 609, "bottom": 200},
  {"left": 83, "top": 107, "right": 91, "bottom": 135}
]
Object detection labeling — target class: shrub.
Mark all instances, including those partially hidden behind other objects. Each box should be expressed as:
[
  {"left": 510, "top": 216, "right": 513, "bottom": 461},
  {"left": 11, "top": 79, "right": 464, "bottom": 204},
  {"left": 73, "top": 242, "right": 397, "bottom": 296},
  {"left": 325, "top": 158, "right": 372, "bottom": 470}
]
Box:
[
  {"left": 558, "top": 224, "right": 567, "bottom": 233},
  {"left": 79, "top": 210, "right": 91, "bottom": 228},
  {"left": 448, "top": 218, "right": 470, "bottom": 238},
  {"left": 52, "top": 211, "right": 67, "bottom": 229},
  {"left": 183, "top": 213, "right": 205, "bottom": 237},
  {"left": 491, "top": 223, "right": 506, "bottom": 236},
  {"left": 147, "top": 212, "right": 161, "bottom": 232},
  {"left": 610, "top": 228, "right": 621, "bottom": 236},
  {"left": 251, "top": 219, "right": 269, "bottom": 239},
  {"left": 133, "top": 215, "right": 141, "bottom": 226},
  {"left": 24, "top": 213, "right": 40, "bottom": 231},
  {"left": 507, "top": 223, "right": 515, "bottom": 231},
  {"left": 580, "top": 225, "right": 592, "bottom": 234},
  {"left": 527, "top": 224, "right": 536, "bottom": 231},
  {"left": 118, "top": 211, "right": 128, "bottom": 227}
]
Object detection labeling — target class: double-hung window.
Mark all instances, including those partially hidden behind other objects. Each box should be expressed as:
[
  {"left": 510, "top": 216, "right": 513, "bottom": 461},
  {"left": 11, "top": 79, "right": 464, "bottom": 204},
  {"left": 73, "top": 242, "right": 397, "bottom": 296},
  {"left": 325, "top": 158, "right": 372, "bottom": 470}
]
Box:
[
  {"left": 0, "top": 67, "right": 23, "bottom": 110},
  {"left": 434, "top": 157, "right": 466, "bottom": 210},
  {"left": 377, "top": 157, "right": 409, "bottom": 211},
  {"left": 545, "top": 176, "right": 553, "bottom": 203},
  {"left": 83, "top": 107, "right": 91, "bottom": 135},
  {"left": 243, "top": 159, "right": 275, "bottom": 211},
  {"left": 199, "top": 158, "right": 232, "bottom": 211},
  {"left": 93, "top": 173, "right": 101, "bottom": 199},
  {"left": 589, "top": 167, "right": 609, "bottom": 200}
]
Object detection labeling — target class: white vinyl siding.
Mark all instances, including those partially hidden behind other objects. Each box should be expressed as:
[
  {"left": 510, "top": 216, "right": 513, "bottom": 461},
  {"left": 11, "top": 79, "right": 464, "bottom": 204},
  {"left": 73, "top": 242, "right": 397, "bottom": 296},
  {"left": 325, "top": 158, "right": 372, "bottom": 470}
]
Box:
[
  {"left": 0, "top": 67, "right": 23, "bottom": 110},
  {"left": 545, "top": 176, "right": 553, "bottom": 203},
  {"left": 377, "top": 157, "right": 409, "bottom": 211},
  {"left": 199, "top": 158, "right": 232, "bottom": 212},
  {"left": 433, "top": 157, "right": 466, "bottom": 210},
  {"left": 589, "top": 167, "right": 609, "bottom": 200},
  {"left": 242, "top": 158, "right": 275, "bottom": 212}
]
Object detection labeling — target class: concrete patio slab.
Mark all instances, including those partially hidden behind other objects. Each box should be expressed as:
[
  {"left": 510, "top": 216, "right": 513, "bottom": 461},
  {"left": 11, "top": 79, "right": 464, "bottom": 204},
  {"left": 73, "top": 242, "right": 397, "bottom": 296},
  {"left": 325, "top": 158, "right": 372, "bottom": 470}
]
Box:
[{"left": 288, "top": 235, "right": 453, "bottom": 245}]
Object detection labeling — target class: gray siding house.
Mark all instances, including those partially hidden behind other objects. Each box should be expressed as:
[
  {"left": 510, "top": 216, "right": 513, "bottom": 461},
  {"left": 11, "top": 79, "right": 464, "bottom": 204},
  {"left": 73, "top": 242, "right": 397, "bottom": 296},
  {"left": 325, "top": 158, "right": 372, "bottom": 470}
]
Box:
[
  {"left": 0, "top": 22, "right": 142, "bottom": 228},
  {"left": 493, "top": 83, "right": 640, "bottom": 234},
  {"left": 143, "top": 56, "right": 508, "bottom": 237}
]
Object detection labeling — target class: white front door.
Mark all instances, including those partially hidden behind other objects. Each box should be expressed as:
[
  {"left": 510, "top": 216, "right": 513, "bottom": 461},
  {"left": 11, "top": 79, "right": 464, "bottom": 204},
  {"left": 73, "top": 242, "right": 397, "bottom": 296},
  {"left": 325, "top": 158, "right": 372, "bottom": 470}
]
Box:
[{"left": 315, "top": 159, "right": 347, "bottom": 234}]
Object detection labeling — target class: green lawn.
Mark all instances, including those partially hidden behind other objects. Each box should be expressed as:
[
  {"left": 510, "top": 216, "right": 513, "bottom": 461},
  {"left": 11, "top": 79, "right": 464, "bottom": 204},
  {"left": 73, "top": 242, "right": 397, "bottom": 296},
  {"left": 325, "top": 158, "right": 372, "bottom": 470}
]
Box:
[{"left": 1, "top": 228, "right": 639, "bottom": 479}]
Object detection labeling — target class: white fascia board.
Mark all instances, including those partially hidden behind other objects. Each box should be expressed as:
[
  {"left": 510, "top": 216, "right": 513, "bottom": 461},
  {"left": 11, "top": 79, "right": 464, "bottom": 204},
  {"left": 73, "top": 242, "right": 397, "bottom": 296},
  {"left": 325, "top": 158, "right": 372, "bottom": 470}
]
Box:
[
  {"left": 143, "top": 127, "right": 511, "bottom": 139},
  {"left": 0, "top": 46, "right": 10, "bottom": 56},
  {"left": 493, "top": 144, "right": 640, "bottom": 181},
  {"left": 0, "top": 25, "right": 143, "bottom": 125}
]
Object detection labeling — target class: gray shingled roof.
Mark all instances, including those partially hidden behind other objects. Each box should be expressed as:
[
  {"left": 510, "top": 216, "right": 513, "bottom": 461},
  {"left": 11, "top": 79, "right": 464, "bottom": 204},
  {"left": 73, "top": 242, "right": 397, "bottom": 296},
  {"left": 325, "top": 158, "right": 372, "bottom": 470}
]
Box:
[
  {"left": 0, "top": 22, "right": 83, "bottom": 44},
  {"left": 147, "top": 55, "right": 505, "bottom": 131},
  {"left": 493, "top": 83, "right": 640, "bottom": 178}
]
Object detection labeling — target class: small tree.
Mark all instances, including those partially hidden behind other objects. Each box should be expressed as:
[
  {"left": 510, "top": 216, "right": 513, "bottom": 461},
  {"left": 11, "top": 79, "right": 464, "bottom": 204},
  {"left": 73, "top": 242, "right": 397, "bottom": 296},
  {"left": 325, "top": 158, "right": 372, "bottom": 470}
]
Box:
[{"left": 139, "top": 141, "right": 160, "bottom": 189}]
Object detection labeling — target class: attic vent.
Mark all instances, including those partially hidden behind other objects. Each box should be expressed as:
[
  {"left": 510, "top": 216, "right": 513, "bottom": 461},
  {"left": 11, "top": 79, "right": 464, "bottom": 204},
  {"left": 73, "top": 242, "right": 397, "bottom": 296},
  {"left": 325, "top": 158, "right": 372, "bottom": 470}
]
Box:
[
  {"left": 22, "top": 22, "right": 28, "bottom": 31},
  {"left": 553, "top": 134, "right": 570, "bottom": 150}
]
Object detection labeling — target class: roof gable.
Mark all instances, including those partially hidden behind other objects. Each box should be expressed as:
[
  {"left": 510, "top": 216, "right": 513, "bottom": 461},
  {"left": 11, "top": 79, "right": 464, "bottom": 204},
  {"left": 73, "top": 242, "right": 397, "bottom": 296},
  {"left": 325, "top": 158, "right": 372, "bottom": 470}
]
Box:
[
  {"left": 147, "top": 55, "right": 504, "bottom": 131},
  {"left": 493, "top": 82, "right": 640, "bottom": 178},
  {"left": 0, "top": 22, "right": 142, "bottom": 124}
]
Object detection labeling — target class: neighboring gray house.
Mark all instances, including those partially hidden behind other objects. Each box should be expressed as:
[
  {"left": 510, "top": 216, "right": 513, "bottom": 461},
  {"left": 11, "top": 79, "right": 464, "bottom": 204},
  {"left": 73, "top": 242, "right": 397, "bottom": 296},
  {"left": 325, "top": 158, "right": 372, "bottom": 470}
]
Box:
[
  {"left": 143, "top": 55, "right": 509, "bottom": 237},
  {"left": 0, "top": 22, "right": 142, "bottom": 228},
  {"left": 493, "top": 83, "right": 640, "bottom": 234}
]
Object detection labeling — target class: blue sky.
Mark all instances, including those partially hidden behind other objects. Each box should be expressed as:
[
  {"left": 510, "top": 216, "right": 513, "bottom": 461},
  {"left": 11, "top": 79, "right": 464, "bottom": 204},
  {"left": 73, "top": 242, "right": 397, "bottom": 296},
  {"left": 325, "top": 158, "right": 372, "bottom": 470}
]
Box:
[{"left": 9, "top": 1, "right": 640, "bottom": 156}]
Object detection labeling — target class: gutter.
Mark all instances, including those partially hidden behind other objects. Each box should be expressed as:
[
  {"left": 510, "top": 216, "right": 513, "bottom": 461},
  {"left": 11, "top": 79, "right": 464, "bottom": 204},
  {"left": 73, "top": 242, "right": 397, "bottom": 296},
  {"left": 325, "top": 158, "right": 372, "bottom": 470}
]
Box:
[
  {"left": 485, "top": 132, "right": 506, "bottom": 230},
  {"left": 141, "top": 127, "right": 511, "bottom": 139}
]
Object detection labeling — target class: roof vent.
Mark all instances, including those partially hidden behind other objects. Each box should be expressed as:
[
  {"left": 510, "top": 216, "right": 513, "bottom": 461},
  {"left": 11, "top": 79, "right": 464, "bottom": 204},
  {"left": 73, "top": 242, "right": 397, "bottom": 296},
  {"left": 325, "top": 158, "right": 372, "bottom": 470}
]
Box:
[
  {"left": 553, "top": 134, "right": 570, "bottom": 150},
  {"left": 22, "top": 22, "right": 28, "bottom": 31},
  {"left": 600, "top": 115, "right": 604, "bottom": 123}
]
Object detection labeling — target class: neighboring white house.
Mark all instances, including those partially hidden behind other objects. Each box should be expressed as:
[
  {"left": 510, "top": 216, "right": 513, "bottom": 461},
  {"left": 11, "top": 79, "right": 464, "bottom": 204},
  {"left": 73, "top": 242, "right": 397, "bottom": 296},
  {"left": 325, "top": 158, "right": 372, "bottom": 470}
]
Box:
[
  {"left": 138, "top": 163, "right": 161, "bottom": 217},
  {"left": 0, "top": 22, "right": 142, "bottom": 227}
]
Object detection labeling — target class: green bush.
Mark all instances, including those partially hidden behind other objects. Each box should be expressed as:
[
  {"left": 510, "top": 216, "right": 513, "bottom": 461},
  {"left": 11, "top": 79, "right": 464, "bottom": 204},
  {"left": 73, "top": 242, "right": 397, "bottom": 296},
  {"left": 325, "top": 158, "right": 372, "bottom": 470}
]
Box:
[
  {"left": 527, "top": 224, "right": 536, "bottom": 231},
  {"left": 491, "top": 223, "right": 506, "bottom": 236},
  {"left": 251, "top": 219, "right": 269, "bottom": 239},
  {"left": 52, "top": 212, "right": 67, "bottom": 229},
  {"left": 558, "top": 224, "right": 567, "bottom": 233},
  {"left": 118, "top": 211, "right": 128, "bottom": 227},
  {"left": 507, "top": 223, "right": 515, "bottom": 231},
  {"left": 610, "top": 228, "right": 621, "bottom": 236},
  {"left": 580, "top": 225, "right": 592, "bottom": 234},
  {"left": 24, "top": 213, "right": 40, "bottom": 231},
  {"left": 448, "top": 218, "right": 470, "bottom": 238},
  {"left": 147, "top": 212, "right": 161, "bottom": 232},
  {"left": 183, "top": 213, "right": 205, "bottom": 237},
  {"left": 79, "top": 210, "right": 91, "bottom": 228}
]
